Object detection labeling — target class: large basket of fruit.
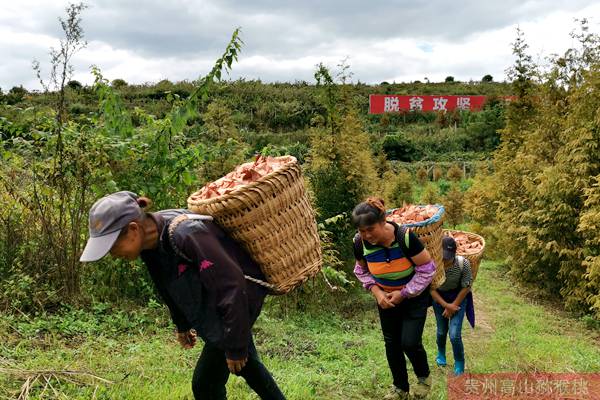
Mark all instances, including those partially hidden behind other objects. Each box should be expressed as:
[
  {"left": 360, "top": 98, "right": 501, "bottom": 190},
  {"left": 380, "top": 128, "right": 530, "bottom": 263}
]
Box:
[
  {"left": 187, "top": 155, "right": 322, "bottom": 294},
  {"left": 443, "top": 230, "right": 485, "bottom": 280},
  {"left": 387, "top": 204, "right": 446, "bottom": 289}
]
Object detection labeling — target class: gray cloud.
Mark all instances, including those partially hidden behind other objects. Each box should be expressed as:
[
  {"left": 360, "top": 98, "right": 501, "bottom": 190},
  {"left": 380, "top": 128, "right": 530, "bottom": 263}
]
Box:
[
  {"left": 0, "top": 0, "right": 598, "bottom": 89},
  {"left": 22, "top": 0, "right": 595, "bottom": 58}
]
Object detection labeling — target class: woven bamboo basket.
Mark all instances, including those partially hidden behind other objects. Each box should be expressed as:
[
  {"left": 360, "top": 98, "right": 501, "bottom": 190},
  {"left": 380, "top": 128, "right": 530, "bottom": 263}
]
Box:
[
  {"left": 187, "top": 156, "right": 322, "bottom": 294},
  {"left": 443, "top": 229, "right": 485, "bottom": 280},
  {"left": 387, "top": 205, "right": 446, "bottom": 289}
]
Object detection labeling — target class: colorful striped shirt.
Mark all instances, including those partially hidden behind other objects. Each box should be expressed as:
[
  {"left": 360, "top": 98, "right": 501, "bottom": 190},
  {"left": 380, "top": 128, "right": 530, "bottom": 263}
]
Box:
[{"left": 353, "top": 222, "right": 425, "bottom": 292}]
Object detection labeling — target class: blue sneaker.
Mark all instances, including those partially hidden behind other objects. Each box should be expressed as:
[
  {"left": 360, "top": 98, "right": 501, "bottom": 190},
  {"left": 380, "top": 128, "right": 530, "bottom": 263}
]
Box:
[
  {"left": 435, "top": 352, "right": 447, "bottom": 367},
  {"left": 454, "top": 360, "right": 465, "bottom": 375}
]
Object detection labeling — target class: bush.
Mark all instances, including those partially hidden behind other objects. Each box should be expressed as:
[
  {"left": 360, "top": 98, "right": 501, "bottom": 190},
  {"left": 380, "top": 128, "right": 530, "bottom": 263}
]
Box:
[
  {"left": 416, "top": 167, "right": 428, "bottom": 183},
  {"left": 383, "top": 169, "right": 413, "bottom": 208},
  {"left": 443, "top": 184, "right": 465, "bottom": 228},
  {"left": 69, "top": 102, "right": 89, "bottom": 115},
  {"left": 381, "top": 133, "right": 419, "bottom": 161},
  {"left": 432, "top": 166, "right": 443, "bottom": 181},
  {"left": 447, "top": 164, "right": 464, "bottom": 181},
  {"left": 437, "top": 179, "right": 451, "bottom": 196},
  {"left": 420, "top": 183, "right": 440, "bottom": 205}
]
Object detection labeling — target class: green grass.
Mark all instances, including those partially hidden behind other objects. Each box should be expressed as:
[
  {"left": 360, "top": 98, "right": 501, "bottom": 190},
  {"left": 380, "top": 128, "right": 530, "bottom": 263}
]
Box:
[{"left": 1, "top": 260, "right": 599, "bottom": 399}]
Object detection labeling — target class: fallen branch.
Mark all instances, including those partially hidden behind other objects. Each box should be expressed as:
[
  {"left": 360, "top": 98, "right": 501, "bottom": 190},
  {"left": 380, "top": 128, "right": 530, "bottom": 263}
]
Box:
[
  {"left": 2, "top": 367, "right": 114, "bottom": 400},
  {"left": 0, "top": 368, "right": 114, "bottom": 385}
]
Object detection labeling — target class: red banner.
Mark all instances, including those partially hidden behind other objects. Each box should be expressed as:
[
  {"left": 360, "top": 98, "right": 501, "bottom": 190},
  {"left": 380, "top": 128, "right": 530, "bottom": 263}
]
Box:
[{"left": 369, "top": 95, "right": 509, "bottom": 113}]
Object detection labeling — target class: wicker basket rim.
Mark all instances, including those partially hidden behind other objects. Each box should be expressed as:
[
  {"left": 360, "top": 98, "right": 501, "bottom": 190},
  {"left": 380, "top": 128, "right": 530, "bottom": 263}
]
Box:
[
  {"left": 443, "top": 229, "right": 486, "bottom": 245},
  {"left": 386, "top": 204, "right": 446, "bottom": 228},
  {"left": 188, "top": 155, "right": 298, "bottom": 207},
  {"left": 443, "top": 229, "right": 486, "bottom": 257}
]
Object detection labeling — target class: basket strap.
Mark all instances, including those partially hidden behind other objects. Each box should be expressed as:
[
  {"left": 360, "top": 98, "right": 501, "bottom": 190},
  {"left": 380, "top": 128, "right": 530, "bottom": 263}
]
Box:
[
  {"left": 243, "top": 274, "right": 278, "bottom": 291},
  {"left": 456, "top": 255, "right": 465, "bottom": 271},
  {"left": 167, "top": 214, "right": 278, "bottom": 292}
]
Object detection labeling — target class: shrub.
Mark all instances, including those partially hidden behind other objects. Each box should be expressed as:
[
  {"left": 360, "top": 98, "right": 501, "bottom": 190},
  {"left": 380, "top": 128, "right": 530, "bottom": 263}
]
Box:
[
  {"left": 383, "top": 169, "right": 413, "bottom": 208},
  {"left": 447, "top": 164, "right": 464, "bottom": 181},
  {"left": 416, "top": 167, "right": 428, "bottom": 183},
  {"left": 432, "top": 166, "right": 443, "bottom": 181},
  {"left": 443, "top": 184, "right": 465, "bottom": 228},
  {"left": 421, "top": 183, "right": 440, "bottom": 205},
  {"left": 381, "top": 133, "right": 419, "bottom": 161}
]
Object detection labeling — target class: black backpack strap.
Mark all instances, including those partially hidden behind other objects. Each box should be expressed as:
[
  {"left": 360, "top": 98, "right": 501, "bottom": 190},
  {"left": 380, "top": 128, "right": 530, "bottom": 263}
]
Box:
[
  {"left": 353, "top": 225, "right": 416, "bottom": 266},
  {"left": 397, "top": 225, "right": 417, "bottom": 267},
  {"left": 353, "top": 233, "right": 364, "bottom": 260}
]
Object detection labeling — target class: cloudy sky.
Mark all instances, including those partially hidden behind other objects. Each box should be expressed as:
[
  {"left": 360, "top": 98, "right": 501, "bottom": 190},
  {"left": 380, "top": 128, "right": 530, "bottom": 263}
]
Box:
[{"left": 2, "top": 0, "right": 599, "bottom": 90}]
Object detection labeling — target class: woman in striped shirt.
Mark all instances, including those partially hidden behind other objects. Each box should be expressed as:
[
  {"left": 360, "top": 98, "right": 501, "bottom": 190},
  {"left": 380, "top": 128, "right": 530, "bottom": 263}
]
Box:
[{"left": 352, "top": 198, "right": 436, "bottom": 400}]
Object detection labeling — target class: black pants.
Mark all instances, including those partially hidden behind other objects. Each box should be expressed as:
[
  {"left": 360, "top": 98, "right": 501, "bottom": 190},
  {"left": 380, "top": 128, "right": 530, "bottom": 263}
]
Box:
[
  {"left": 377, "top": 291, "right": 431, "bottom": 392},
  {"left": 192, "top": 337, "right": 285, "bottom": 400}
]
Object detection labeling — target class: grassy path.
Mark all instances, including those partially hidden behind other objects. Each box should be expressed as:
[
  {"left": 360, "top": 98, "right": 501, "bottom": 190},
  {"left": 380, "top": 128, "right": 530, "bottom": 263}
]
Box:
[{"left": 1, "top": 260, "right": 599, "bottom": 399}]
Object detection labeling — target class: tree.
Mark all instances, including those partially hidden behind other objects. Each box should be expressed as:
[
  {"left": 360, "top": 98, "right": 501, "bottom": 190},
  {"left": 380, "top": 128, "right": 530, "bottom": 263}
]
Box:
[
  {"left": 421, "top": 183, "right": 439, "bottom": 205},
  {"left": 67, "top": 80, "right": 82, "bottom": 90},
  {"left": 443, "top": 184, "right": 465, "bottom": 227},
  {"left": 381, "top": 134, "right": 418, "bottom": 161},
  {"left": 6, "top": 86, "right": 28, "bottom": 104},
  {"left": 32, "top": 2, "right": 88, "bottom": 126},
  {"left": 482, "top": 74, "right": 493, "bottom": 82},
  {"left": 432, "top": 166, "right": 443, "bottom": 182},
  {"left": 445, "top": 76, "right": 455, "bottom": 82},
  {"left": 467, "top": 22, "right": 600, "bottom": 317},
  {"left": 198, "top": 100, "right": 248, "bottom": 182},
  {"left": 383, "top": 169, "right": 413, "bottom": 207},
  {"left": 447, "top": 164, "right": 463, "bottom": 182},
  {"left": 308, "top": 63, "right": 378, "bottom": 221},
  {"left": 416, "top": 167, "right": 428, "bottom": 184},
  {"left": 111, "top": 78, "right": 127, "bottom": 89}
]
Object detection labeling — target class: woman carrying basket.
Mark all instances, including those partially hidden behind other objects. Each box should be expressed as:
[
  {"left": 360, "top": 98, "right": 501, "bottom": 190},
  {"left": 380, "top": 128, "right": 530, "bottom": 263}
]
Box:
[
  {"left": 80, "top": 191, "right": 285, "bottom": 400},
  {"left": 352, "top": 198, "right": 436, "bottom": 400}
]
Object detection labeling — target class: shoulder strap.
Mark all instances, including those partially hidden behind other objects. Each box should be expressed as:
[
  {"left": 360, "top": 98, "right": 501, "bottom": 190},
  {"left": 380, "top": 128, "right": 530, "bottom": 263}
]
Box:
[
  {"left": 397, "top": 225, "right": 417, "bottom": 267},
  {"left": 167, "top": 214, "right": 277, "bottom": 292},
  {"left": 353, "top": 233, "right": 364, "bottom": 255},
  {"left": 353, "top": 225, "right": 416, "bottom": 267},
  {"left": 456, "top": 255, "right": 465, "bottom": 271}
]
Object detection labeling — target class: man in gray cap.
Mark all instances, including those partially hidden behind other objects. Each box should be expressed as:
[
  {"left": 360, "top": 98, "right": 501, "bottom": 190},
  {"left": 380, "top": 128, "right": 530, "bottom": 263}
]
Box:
[
  {"left": 80, "top": 191, "right": 286, "bottom": 399},
  {"left": 80, "top": 191, "right": 144, "bottom": 262}
]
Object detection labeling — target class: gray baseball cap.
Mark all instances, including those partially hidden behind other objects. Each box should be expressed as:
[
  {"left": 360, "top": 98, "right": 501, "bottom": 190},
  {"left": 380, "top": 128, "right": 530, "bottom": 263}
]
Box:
[
  {"left": 442, "top": 236, "right": 457, "bottom": 260},
  {"left": 80, "top": 191, "right": 144, "bottom": 262}
]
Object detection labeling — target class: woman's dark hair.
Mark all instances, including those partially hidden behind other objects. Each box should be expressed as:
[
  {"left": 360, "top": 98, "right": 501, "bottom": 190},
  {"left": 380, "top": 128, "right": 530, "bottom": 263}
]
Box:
[{"left": 352, "top": 197, "right": 386, "bottom": 228}]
